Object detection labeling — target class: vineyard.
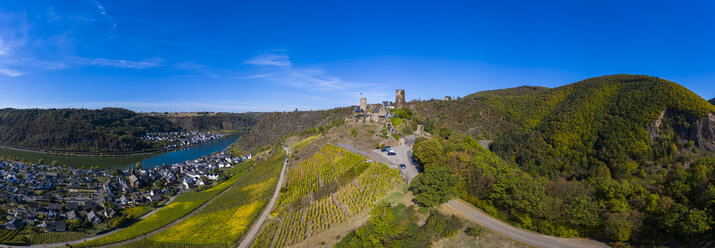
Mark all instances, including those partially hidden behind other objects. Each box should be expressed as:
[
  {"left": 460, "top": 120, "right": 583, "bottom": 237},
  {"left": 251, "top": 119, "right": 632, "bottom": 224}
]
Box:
[
  {"left": 116, "top": 149, "right": 285, "bottom": 248},
  {"left": 74, "top": 160, "right": 253, "bottom": 248},
  {"left": 252, "top": 220, "right": 279, "bottom": 247},
  {"left": 277, "top": 145, "right": 364, "bottom": 210},
  {"left": 252, "top": 145, "right": 400, "bottom": 248},
  {"left": 0, "top": 228, "right": 18, "bottom": 243},
  {"left": 29, "top": 231, "right": 88, "bottom": 245}
]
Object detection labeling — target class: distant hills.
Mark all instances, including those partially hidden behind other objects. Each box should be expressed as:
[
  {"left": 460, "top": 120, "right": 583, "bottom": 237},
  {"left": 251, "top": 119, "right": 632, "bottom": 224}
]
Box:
[
  {"left": 162, "top": 112, "right": 266, "bottom": 133},
  {"left": 0, "top": 105, "right": 352, "bottom": 155},
  {"left": 710, "top": 97, "right": 715, "bottom": 105},
  {"left": 0, "top": 108, "right": 178, "bottom": 154}
]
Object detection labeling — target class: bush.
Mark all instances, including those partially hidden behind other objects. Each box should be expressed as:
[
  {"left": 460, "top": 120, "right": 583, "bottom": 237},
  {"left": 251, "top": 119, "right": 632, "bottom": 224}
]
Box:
[{"left": 465, "top": 226, "right": 484, "bottom": 238}]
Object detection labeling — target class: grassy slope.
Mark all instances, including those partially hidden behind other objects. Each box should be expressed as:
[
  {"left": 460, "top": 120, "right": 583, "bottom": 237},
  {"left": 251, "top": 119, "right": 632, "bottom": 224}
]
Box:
[
  {"left": 118, "top": 149, "right": 285, "bottom": 248},
  {"left": 235, "top": 107, "right": 353, "bottom": 153},
  {"left": 74, "top": 160, "right": 253, "bottom": 248}
]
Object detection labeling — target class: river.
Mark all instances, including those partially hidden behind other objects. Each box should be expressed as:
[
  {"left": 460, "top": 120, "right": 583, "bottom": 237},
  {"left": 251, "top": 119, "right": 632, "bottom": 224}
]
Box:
[{"left": 0, "top": 135, "right": 241, "bottom": 169}]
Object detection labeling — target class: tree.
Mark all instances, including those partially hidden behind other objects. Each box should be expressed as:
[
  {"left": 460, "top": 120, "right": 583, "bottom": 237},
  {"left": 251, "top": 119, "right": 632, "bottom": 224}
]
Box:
[
  {"left": 37, "top": 159, "right": 44, "bottom": 165},
  {"left": 413, "top": 138, "right": 444, "bottom": 168},
  {"left": 566, "top": 196, "right": 600, "bottom": 233},
  {"left": 351, "top": 128, "right": 358, "bottom": 137},
  {"left": 411, "top": 165, "right": 462, "bottom": 207},
  {"left": 603, "top": 212, "right": 632, "bottom": 242},
  {"left": 135, "top": 162, "right": 142, "bottom": 170},
  {"left": 51, "top": 160, "right": 59, "bottom": 167}
]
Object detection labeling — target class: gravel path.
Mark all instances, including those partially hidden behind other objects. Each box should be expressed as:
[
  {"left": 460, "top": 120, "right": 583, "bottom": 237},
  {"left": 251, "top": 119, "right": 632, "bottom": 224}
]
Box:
[
  {"left": 444, "top": 199, "right": 610, "bottom": 248},
  {"left": 237, "top": 147, "right": 290, "bottom": 248}
]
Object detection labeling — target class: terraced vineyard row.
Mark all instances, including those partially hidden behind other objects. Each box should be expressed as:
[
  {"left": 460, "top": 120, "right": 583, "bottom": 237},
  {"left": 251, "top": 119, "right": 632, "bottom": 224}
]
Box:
[
  {"left": 252, "top": 145, "right": 400, "bottom": 248},
  {"left": 251, "top": 220, "right": 279, "bottom": 248},
  {"left": 272, "top": 209, "right": 305, "bottom": 248},
  {"left": 338, "top": 162, "right": 401, "bottom": 214},
  {"left": 0, "top": 229, "right": 18, "bottom": 243},
  {"left": 278, "top": 145, "right": 349, "bottom": 210},
  {"left": 117, "top": 150, "right": 285, "bottom": 248},
  {"left": 306, "top": 195, "right": 349, "bottom": 235},
  {"left": 29, "top": 232, "right": 88, "bottom": 245}
]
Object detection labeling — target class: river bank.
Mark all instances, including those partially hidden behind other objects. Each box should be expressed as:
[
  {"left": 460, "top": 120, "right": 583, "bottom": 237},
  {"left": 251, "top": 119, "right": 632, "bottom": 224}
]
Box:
[{"left": 0, "top": 135, "right": 241, "bottom": 169}]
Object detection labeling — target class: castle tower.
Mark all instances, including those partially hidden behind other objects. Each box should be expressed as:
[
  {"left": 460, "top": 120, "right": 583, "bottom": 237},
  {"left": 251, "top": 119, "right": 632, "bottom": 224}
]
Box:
[
  {"left": 395, "top": 89, "right": 405, "bottom": 108},
  {"left": 360, "top": 97, "right": 367, "bottom": 112}
]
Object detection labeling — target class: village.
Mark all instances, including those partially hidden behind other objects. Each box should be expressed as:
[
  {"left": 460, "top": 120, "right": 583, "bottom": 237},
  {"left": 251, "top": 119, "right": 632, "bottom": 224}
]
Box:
[
  {"left": 0, "top": 149, "right": 251, "bottom": 234},
  {"left": 141, "top": 131, "right": 227, "bottom": 150}
]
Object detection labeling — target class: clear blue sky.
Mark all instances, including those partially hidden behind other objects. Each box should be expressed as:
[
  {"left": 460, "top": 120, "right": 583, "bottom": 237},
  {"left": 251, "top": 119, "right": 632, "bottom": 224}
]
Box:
[{"left": 1, "top": 0, "right": 713, "bottom": 112}]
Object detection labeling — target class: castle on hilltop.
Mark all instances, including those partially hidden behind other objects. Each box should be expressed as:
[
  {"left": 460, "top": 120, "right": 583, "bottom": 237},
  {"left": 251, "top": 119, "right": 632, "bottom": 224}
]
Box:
[
  {"left": 354, "top": 89, "right": 406, "bottom": 122},
  {"left": 395, "top": 89, "right": 405, "bottom": 108}
]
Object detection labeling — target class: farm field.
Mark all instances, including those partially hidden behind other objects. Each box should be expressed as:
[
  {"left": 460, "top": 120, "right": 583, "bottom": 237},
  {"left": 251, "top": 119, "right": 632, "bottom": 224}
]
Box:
[
  {"left": 252, "top": 144, "right": 400, "bottom": 248},
  {"left": 116, "top": 149, "right": 285, "bottom": 248},
  {"left": 73, "top": 160, "right": 253, "bottom": 248}
]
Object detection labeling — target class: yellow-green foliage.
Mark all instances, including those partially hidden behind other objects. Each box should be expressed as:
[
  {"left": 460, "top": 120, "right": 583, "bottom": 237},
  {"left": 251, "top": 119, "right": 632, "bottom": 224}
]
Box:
[
  {"left": 390, "top": 117, "right": 404, "bottom": 127},
  {"left": 28, "top": 232, "right": 89, "bottom": 245},
  {"left": 118, "top": 150, "right": 285, "bottom": 248},
  {"left": 121, "top": 205, "right": 153, "bottom": 218},
  {"left": 292, "top": 134, "right": 321, "bottom": 151},
  {"left": 253, "top": 145, "right": 400, "bottom": 248},
  {"left": 74, "top": 161, "right": 248, "bottom": 248}
]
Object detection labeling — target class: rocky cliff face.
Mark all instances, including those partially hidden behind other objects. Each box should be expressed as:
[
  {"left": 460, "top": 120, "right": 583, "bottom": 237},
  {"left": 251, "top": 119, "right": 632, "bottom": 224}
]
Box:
[
  {"left": 653, "top": 109, "right": 715, "bottom": 153},
  {"left": 694, "top": 113, "right": 715, "bottom": 152}
]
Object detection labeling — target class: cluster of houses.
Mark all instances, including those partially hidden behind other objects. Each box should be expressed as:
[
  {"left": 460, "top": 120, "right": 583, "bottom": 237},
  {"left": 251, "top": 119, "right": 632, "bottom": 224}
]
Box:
[
  {"left": 0, "top": 150, "right": 251, "bottom": 234},
  {"left": 141, "top": 131, "right": 226, "bottom": 150}
]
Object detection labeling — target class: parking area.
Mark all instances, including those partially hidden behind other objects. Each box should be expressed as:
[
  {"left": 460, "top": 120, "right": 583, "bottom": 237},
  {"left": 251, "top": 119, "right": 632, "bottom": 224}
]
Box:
[{"left": 375, "top": 144, "right": 420, "bottom": 182}]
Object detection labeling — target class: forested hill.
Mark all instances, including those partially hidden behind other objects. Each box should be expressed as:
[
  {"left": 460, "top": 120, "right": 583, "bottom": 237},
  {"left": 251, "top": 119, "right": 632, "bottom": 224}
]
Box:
[
  {"left": 161, "top": 112, "right": 266, "bottom": 132},
  {"left": 414, "top": 74, "right": 715, "bottom": 159},
  {"left": 0, "top": 108, "right": 179, "bottom": 153},
  {"left": 410, "top": 74, "right": 715, "bottom": 244},
  {"left": 710, "top": 97, "right": 715, "bottom": 105}
]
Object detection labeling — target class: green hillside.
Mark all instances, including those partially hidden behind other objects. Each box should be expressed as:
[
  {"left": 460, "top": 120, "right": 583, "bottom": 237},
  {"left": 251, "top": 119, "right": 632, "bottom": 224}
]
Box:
[
  {"left": 412, "top": 75, "right": 715, "bottom": 244},
  {"left": 162, "top": 112, "right": 265, "bottom": 132},
  {"left": 0, "top": 108, "right": 179, "bottom": 153}
]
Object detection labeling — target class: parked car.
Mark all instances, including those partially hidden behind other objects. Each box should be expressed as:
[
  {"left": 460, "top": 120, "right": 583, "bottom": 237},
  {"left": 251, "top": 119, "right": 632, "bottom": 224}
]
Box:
[
  {"left": 399, "top": 164, "right": 406, "bottom": 169},
  {"left": 383, "top": 146, "right": 391, "bottom": 152},
  {"left": 387, "top": 151, "right": 396, "bottom": 156}
]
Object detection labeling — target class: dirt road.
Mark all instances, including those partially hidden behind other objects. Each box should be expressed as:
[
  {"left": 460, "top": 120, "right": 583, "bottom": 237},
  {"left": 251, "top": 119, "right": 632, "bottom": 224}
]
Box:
[
  {"left": 237, "top": 147, "right": 290, "bottom": 248},
  {"left": 444, "top": 199, "right": 610, "bottom": 248}
]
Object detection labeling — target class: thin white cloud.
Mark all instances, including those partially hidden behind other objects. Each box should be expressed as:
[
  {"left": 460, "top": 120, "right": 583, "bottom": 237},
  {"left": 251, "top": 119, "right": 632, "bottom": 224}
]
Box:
[
  {"left": 233, "top": 73, "right": 274, "bottom": 80},
  {"left": 0, "top": 100, "right": 306, "bottom": 113},
  {"left": 0, "top": 37, "right": 7, "bottom": 55},
  {"left": 244, "top": 51, "right": 379, "bottom": 92},
  {"left": 91, "top": 0, "right": 118, "bottom": 33},
  {"left": 174, "top": 62, "right": 218, "bottom": 77},
  {"left": 0, "top": 68, "right": 22, "bottom": 77},
  {"left": 244, "top": 52, "right": 291, "bottom": 66},
  {"left": 72, "top": 56, "right": 163, "bottom": 69},
  {"left": 1, "top": 58, "right": 68, "bottom": 70}
]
